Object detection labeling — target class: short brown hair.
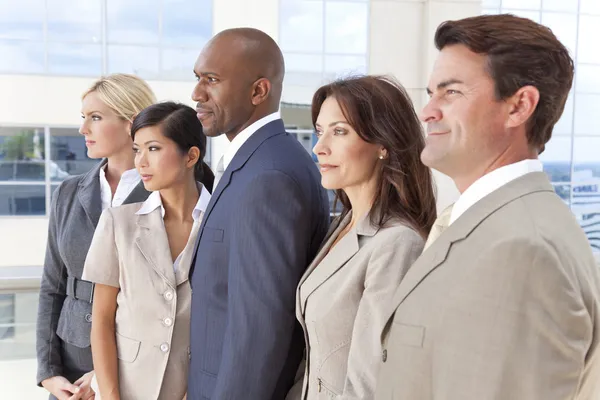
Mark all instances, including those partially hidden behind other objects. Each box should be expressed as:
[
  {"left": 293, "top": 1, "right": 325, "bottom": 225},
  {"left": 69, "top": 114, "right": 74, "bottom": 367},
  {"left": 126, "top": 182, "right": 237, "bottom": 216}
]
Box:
[
  {"left": 312, "top": 76, "right": 437, "bottom": 239},
  {"left": 435, "top": 14, "right": 574, "bottom": 153}
]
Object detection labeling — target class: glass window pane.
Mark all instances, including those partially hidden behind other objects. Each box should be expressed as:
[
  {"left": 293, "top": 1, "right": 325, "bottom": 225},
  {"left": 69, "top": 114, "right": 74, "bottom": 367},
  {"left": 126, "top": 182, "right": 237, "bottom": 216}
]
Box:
[
  {"left": 542, "top": 0, "right": 578, "bottom": 13},
  {"left": 554, "top": 91, "right": 574, "bottom": 136},
  {"left": 161, "top": 48, "right": 198, "bottom": 81},
  {"left": 0, "top": 185, "right": 46, "bottom": 215},
  {"left": 325, "top": 2, "right": 368, "bottom": 54},
  {"left": 540, "top": 136, "right": 572, "bottom": 182},
  {"left": 284, "top": 53, "right": 323, "bottom": 87},
  {"left": 0, "top": 127, "right": 46, "bottom": 181},
  {"left": 0, "top": 40, "right": 44, "bottom": 74},
  {"left": 501, "top": 9, "right": 541, "bottom": 23},
  {"left": 47, "top": 0, "right": 102, "bottom": 42},
  {"left": 501, "top": 0, "right": 541, "bottom": 10},
  {"left": 578, "top": 15, "right": 600, "bottom": 64},
  {"left": 572, "top": 136, "right": 600, "bottom": 252},
  {"left": 324, "top": 55, "right": 367, "bottom": 82},
  {"left": 574, "top": 94, "right": 600, "bottom": 135},
  {"left": 541, "top": 13, "right": 577, "bottom": 56},
  {"left": 108, "top": 45, "right": 159, "bottom": 80},
  {"left": 576, "top": 64, "right": 600, "bottom": 94},
  {"left": 47, "top": 43, "right": 102, "bottom": 76},
  {"left": 280, "top": 0, "right": 324, "bottom": 53},
  {"left": 581, "top": 0, "right": 600, "bottom": 16},
  {"left": 50, "top": 128, "right": 96, "bottom": 180},
  {"left": 162, "top": 0, "right": 212, "bottom": 47},
  {"left": 107, "top": 0, "right": 159, "bottom": 44},
  {"left": 0, "top": 0, "right": 44, "bottom": 40}
]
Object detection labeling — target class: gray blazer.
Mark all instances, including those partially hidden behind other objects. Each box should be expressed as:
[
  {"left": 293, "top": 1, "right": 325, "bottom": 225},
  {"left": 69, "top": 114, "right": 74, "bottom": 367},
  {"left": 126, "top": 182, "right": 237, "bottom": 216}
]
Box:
[
  {"left": 36, "top": 160, "right": 149, "bottom": 386},
  {"left": 376, "top": 172, "right": 600, "bottom": 400},
  {"left": 287, "top": 212, "right": 424, "bottom": 400}
]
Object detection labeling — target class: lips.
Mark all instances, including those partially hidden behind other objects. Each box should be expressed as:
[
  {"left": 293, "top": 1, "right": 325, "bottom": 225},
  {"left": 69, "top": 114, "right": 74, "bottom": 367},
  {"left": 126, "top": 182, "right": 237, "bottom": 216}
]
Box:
[
  {"left": 196, "top": 109, "right": 212, "bottom": 121},
  {"left": 319, "top": 164, "right": 337, "bottom": 172},
  {"left": 85, "top": 140, "right": 96, "bottom": 146},
  {"left": 141, "top": 174, "right": 152, "bottom": 181}
]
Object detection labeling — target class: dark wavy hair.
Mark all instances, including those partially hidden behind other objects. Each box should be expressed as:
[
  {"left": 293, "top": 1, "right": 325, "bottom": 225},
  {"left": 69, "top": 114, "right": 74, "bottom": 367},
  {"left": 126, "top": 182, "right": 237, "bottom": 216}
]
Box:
[
  {"left": 312, "top": 75, "right": 437, "bottom": 238},
  {"left": 131, "top": 101, "right": 214, "bottom": 193}
]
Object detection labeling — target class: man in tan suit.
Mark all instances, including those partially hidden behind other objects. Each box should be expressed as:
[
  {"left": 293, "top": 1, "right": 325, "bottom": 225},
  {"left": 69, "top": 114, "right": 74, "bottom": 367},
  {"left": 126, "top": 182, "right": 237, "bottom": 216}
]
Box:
[{"left": 375, "top": 14, "right": 600, "bottom": 400}]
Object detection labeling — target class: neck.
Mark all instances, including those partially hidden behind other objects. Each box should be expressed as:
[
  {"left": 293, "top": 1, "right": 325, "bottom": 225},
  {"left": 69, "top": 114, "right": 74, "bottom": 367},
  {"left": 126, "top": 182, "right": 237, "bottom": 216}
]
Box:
[
  {"left": 343, "top": 180, "right": 377, "bottom": 227},
  {"left": 453, "top": 146, "right": 538, "bottom": 194},
  {"left": 159, "top": 175, "right": 199, "bottom": 222},
  {"left": 105, "top": 149, "right": 135, "bottom": 185},
  {"left": 225, "top": 109, "right": 277, "bottom": 142}
]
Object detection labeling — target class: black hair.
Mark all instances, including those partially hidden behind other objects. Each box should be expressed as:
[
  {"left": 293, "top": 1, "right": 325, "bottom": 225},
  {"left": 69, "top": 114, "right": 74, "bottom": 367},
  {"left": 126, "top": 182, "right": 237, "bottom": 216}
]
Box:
[{"left": 131, "top": 101, "right": 214, "bottom": 193}]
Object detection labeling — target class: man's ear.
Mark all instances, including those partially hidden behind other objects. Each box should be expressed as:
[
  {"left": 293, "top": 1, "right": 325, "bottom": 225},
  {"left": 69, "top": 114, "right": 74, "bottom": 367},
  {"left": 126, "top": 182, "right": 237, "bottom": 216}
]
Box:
[
  {"left": 505, "top": 85, "right": 540, "bottom": 130},
  {"left": 251, "top": 78, "right": 271, "bottom": 106}
]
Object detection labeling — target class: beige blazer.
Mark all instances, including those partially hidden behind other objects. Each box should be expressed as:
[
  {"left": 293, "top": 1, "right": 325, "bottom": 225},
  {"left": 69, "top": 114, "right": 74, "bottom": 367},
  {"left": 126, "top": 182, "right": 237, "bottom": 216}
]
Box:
[
  {"left": 82, "top": 202, "right": 201, "bottom": 400},
  {"left": 376, "top": 172, "right": 600, "bottom": 400},
  {"left": 287, "top": 211, "right": 424, "bottom": 400}
]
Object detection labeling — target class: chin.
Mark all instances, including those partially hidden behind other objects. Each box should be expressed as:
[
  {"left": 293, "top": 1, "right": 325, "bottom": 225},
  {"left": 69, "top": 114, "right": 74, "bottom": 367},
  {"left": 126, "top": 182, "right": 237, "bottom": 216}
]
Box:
[{"left": 320, "top": 178, "right": 341, "bottom": 191}]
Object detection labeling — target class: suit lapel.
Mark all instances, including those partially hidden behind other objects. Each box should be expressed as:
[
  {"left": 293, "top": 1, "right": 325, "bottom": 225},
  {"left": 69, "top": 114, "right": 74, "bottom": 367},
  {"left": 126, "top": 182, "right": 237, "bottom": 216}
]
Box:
[
  {"left": 299, "top": 212, "right": 379, "bottom": 314},
  {"left": 199, "top": 119, "right": 286, "bottom": 231},
  {"left": 134, "top": 209, "right": 177, "bottom": 289},
  {"left": 123, "top": 180, "right": 151, "bottom": 204},
  {"left": 384, "top": 172, "right": 555, "bottom": 324},
  {"left": 77, "top": 159, "right": 106, "bottom": 228},
  {"left": 174, "top": 213, "right": 203, "bottom": 286}
]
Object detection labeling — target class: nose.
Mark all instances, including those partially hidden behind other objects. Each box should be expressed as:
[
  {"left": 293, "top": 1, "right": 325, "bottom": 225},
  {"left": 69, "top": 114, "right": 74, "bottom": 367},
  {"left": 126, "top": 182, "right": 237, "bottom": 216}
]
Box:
[
  {"left": 79, "top": 118, "right": 90, "bottom": 136},
  {"left": 312, "top": 133, "right": 330, "bottom": 159},
  {"left": 191, "top": 81, "right": 208, "bottom": 103},
  {"left": 420, "top": 97, "right": 443, "bottom": 123},
  {"left": 135, "top": 149, "right": 148, "bottom": 169}
]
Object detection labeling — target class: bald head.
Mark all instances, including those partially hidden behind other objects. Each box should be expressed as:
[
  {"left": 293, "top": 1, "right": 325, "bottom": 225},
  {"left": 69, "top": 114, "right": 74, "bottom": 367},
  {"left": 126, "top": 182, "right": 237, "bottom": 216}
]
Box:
[
  {"left": 208, "top": 28, "right": 285, "bottom": 102},
  {"left": 192, "top": 28, "right": 285, "bottom": 139}
]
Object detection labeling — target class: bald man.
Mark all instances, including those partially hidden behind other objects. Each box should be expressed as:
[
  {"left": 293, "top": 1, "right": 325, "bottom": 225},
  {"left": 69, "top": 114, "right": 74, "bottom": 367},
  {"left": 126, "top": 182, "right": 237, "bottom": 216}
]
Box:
[{"left": 187, "top": 28, "right": 330, "bottom": 399}]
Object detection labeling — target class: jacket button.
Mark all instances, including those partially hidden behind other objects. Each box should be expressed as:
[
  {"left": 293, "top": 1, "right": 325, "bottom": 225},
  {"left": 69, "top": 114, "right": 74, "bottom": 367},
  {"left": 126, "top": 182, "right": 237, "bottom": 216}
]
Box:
[
  {"left": 160, "top": 343, "right": 170, "bottom": 353},
  {"left": 163, "top": 290, "right": 174, "bottom": 301},
  {"left": 85, "top": 313, "right": 92, "bottom": 323},
  {"left": 163, "top": 317, "right": 173, "bottom": 326},
  {"left": 382, "top": 349, "right": 387, "bottom": 362}
]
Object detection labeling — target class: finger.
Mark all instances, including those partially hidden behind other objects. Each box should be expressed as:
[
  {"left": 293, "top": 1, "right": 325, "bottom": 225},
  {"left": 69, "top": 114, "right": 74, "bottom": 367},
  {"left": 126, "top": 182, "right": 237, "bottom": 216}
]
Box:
[
  {"left": 73, "top": 377, "right": 84, "bottom": 386},
  {"left": 60, "top": 381, "right": 81, "bottom": 396},
  {"left": 55, "top": 391, "right": 72, "bottom": 400}
]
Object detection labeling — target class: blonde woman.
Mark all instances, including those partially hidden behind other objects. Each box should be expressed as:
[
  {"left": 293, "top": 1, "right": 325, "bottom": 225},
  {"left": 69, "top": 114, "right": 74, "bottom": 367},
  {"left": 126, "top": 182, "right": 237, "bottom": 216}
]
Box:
[{"left": 36, "top": 74, "right": 156, "bottom": 400}]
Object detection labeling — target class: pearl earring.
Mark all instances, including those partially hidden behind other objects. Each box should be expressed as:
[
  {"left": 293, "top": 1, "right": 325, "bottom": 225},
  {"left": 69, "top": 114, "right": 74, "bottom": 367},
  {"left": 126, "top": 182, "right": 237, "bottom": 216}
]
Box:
[{"left": 379, "top": 155, "right": 384, "bottom": 159}]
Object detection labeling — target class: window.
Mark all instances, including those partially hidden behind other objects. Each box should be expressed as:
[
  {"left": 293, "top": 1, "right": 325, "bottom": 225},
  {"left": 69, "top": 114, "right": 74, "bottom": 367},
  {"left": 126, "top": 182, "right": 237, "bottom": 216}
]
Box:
[
  {"left": 0, "top": 0, "right": 213, "bottom": 80},
  {"left": 485, "top": 0, "right": 600, "bottom": 252},
  {"left": 279, "top": 0, "right": 369, "bottom": 104}
]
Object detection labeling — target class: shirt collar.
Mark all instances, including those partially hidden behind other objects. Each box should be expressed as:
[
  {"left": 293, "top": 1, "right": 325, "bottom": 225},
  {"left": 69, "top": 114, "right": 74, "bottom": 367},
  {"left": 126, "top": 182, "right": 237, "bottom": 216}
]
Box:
[
  {"left": 222, "top": 111, "right": 281, "bottom": 170},
  {"left": 450, "top": 159, "right": 543, "bottom": 225},
  {"left": 135, "top": 182, "right": 211, "bottom": 222}
]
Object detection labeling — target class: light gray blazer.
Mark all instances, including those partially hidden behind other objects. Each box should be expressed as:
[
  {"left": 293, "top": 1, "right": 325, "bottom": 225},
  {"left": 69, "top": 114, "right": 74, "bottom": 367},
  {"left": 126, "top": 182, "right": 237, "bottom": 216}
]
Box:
[
  {"left": 376, "top": 172, "right": 600, "bottom": 400},
  {"left": 36, "top": 160, "right": 149, "bottom": 385},
  {"left": 287, "top": 211, "right": 424, "bottom": 400}
]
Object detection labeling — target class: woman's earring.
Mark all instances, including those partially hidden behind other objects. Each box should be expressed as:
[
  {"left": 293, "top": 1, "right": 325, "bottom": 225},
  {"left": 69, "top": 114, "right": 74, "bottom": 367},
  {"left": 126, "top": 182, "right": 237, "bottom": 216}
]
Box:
[{"left": 379, "top": 155, "right": 384, "bottom": 160}]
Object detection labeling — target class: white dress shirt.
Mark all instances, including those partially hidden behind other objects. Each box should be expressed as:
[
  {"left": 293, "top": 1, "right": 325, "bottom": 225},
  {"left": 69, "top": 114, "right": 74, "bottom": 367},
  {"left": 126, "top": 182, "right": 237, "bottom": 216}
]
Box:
[
  {"left": 450, "top": 159, "right": 544, "bottom": 225},
  {"left": 99, "top": 165, "right": 141, "bottom": 211},
  {"left": 221, "top": 111, "right": 281, "bottom": 170},
  {"left": 135, "top": 183, "right": 211, "bottom": 271}
]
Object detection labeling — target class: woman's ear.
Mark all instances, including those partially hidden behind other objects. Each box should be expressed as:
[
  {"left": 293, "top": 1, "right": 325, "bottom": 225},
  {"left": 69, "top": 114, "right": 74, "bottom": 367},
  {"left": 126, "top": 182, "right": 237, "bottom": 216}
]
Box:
[{"left": 187, "top": 146, "right": 201, "bottom": 168}]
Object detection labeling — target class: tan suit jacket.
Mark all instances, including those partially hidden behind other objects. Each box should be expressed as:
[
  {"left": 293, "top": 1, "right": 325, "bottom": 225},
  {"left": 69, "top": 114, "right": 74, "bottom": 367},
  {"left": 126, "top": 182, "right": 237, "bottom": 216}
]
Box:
[
  {"left": 287, "top": 212, "right": 424, "bottom": 399},
  {"left": 83, "top": 202, "right": 201, "bottom": 400},
  {"left": 376, "top": 172, "right": 600, "bottom": 400}
]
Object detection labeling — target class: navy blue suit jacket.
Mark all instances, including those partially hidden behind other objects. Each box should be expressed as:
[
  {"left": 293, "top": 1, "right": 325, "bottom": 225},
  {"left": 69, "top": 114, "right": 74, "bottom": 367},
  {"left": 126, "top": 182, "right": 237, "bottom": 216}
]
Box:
[{"left": 188, "top": 119, "right": 330, "bottom": 399}]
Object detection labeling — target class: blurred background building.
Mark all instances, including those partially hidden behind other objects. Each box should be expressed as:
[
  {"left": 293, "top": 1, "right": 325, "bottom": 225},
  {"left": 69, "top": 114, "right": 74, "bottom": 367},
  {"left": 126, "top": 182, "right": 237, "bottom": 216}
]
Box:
[{"left": 0, "top": 0, "right": 599, "bottom": 397}]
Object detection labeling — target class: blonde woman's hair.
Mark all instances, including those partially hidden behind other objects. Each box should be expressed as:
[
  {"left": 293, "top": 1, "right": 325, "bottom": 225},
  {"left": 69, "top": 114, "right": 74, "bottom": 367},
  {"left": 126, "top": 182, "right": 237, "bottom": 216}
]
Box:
[{"left": 83, "top": 73, "right": 157, "bottom": 122}]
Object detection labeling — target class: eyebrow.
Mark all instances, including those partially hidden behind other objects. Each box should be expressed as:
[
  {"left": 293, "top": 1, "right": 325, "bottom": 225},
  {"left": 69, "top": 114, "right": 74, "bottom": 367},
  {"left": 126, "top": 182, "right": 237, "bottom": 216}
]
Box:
[
  {"left": 315, "top": 120, "right": 347, "bottom": 128},
  {"left": 194, "top": 71, "right": 220, "bottom": 78},
  {"left": 132, "top": 140, "right": 161, "bottom": 147},
  {"left": 426, "top": 79, "right": 465, "bottom": 94},
  {"left": 82, "top": 110, "right": 103, "bottom": 115}
]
